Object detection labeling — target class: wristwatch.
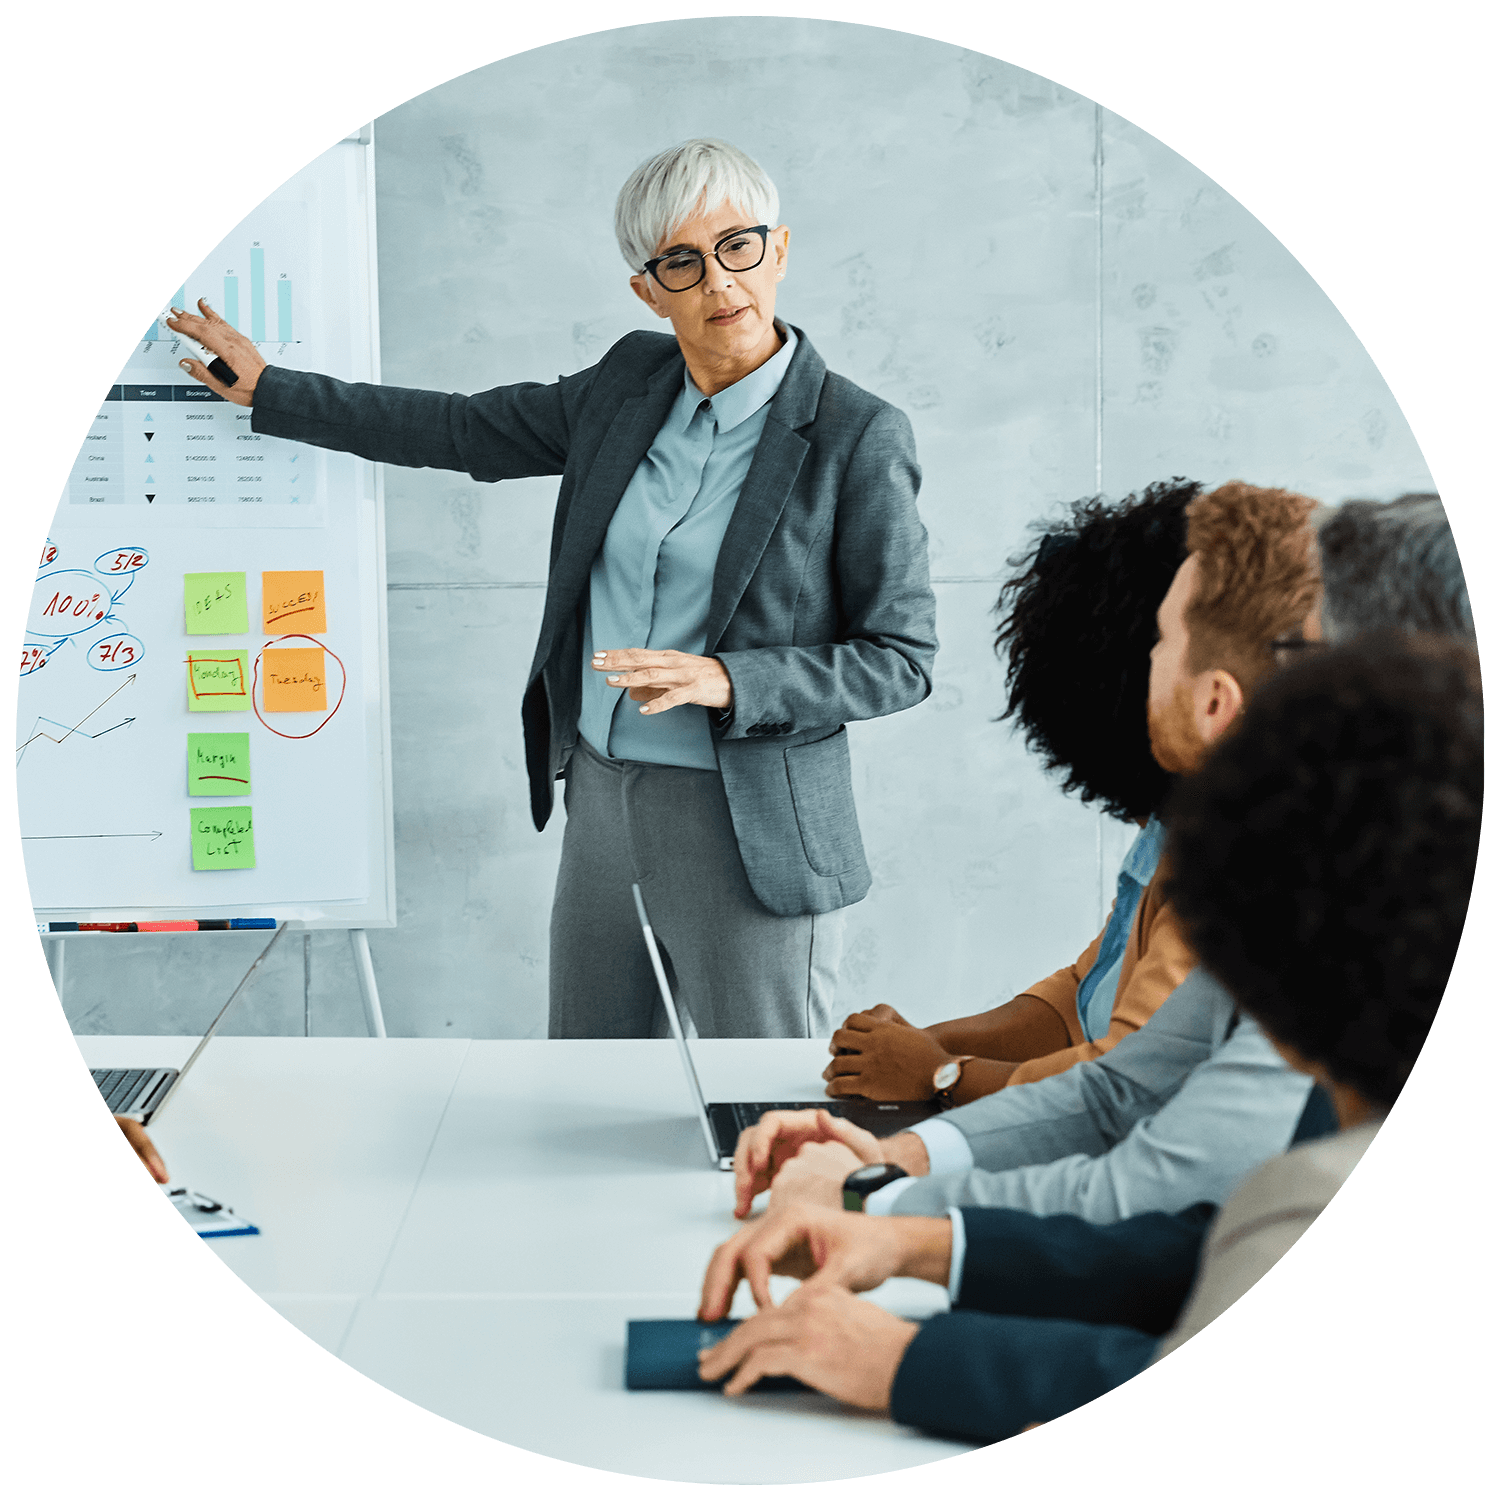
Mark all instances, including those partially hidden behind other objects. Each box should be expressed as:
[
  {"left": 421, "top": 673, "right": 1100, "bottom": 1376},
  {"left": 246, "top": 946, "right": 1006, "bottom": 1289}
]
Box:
[
  {"left": 842, "top": 1161, "right": 909, "bottom": 1211},
  {"left": 932, "top": 1055, "right": 976, "bottom": 1106}
]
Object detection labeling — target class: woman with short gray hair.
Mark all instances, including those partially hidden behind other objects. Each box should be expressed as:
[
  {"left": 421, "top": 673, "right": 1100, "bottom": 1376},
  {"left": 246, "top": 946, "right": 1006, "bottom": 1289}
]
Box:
[{"left": 167, "top": 138, "right": 937, "bottom": 1040}]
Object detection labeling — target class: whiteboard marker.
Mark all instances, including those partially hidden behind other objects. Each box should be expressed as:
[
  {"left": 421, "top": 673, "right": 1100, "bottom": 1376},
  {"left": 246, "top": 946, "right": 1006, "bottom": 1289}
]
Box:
[{"left": 167, "top": 303, "right": 237, "bottom": 387}]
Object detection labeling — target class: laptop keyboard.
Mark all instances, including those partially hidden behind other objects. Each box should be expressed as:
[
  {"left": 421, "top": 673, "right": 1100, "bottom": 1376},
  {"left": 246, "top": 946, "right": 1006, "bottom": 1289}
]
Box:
[
  {"left": 727, "top": 1101, "right": 843, "bottom": 1133},
  {"left": 92, "top": 1068, "right": 154, "bottom": 1113}
]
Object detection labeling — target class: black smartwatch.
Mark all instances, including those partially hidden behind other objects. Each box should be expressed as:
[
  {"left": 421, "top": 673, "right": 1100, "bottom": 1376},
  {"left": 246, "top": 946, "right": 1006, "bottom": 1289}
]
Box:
[{"left": 842, "top": 1161, "right": 909, "bottom": 1212}]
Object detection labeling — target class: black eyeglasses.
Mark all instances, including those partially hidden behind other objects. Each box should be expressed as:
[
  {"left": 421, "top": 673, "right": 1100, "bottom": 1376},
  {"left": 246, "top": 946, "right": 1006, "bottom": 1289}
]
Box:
[
  {"left": 643, "top": 226, "right": 770, "bottom": 292},
  {"left": 1271, "top": 634, "right": 1328, "bottom": 661}
]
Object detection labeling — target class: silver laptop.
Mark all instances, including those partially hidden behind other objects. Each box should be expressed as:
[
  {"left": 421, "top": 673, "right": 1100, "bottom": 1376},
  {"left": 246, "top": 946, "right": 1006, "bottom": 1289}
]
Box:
[
  {"left": 631, "top": 884, "right": 940, "bottom": 1170},
  {"left": 90, "top": 923, "right": 289, "bottom": 1124}
]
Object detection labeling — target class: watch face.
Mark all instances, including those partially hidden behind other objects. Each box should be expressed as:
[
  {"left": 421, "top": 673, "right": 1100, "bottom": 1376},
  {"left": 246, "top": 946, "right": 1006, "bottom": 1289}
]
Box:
[
  {"left": 933, "top": 1061, "right": 961, "bottom": 1092},
  {"left": 847, "top": 1163, "right": 895, "bottom": 1188}
]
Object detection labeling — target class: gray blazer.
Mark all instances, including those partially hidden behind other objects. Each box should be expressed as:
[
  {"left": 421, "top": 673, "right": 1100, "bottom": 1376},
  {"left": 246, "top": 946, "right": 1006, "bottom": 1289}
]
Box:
[
  {"left": 889, "top": 969, "right": 1314, "bottom": 1220},
  {"left": 251, "top": 325, "right": 938, "bottom": 917}
]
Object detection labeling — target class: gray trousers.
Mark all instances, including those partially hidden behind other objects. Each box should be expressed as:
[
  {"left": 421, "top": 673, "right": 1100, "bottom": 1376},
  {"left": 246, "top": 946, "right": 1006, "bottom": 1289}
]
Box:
[{"left": 548, "top": 738, "right": 844, "bottom": 1039}]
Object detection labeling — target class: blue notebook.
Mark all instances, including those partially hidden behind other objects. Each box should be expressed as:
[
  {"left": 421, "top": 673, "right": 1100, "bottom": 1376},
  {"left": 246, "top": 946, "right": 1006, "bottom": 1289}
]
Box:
[{"left": 625, "top": 1319, "right": 809, "bottom": 1392}]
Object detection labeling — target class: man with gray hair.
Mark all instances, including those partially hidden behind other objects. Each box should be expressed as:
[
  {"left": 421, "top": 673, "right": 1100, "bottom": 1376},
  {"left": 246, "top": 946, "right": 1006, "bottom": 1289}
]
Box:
[
  {"left": 1318, "top": 493, "right": 1473, "bottom": 642},
  {"left": 166, "top": 138, "right": 938, "bottom": 1041}
]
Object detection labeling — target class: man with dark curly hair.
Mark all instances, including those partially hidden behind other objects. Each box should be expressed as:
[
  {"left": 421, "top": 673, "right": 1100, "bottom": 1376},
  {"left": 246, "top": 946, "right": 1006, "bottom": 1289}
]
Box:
[
  {"left": 694, "top": 634, "right": 1481, "bottom": 1439},
  {"left": 814, "top": 480, "right": 1203, "bottom": 1106}
]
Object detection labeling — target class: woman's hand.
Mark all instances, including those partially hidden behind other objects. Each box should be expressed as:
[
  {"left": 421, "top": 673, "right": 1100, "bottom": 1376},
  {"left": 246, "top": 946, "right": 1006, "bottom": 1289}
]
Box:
[
  {"left": 164, "top": 298, "right": 265, "bottom": 407},
  {"left": 823, "top": 1012, "right": 953, "bottom": 1100},
  {"left": 592, "top": 649, "right": 733, "bottom": 713}
]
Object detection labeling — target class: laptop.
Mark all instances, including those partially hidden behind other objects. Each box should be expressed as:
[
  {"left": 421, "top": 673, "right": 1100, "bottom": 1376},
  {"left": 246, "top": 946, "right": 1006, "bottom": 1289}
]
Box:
[
  {"left": 630, "top": 884, "right": 940, "bottom": 1170},
  {"left": 90, "top": 922, "right": 289, "bottom": 1125}
]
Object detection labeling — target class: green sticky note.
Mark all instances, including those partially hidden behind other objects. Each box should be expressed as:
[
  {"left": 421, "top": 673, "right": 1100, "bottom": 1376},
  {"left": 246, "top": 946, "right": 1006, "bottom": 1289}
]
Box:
[
  {"left": 185, "top": 571, "right": 248, "bottom": 634},
  {"left": 187, "top": 650, "right": 250, "bottom": 711},
  {"left": 188, "top": 733, "right": 251, "bottom": 796},
  {"left": 191, "top": 806, "right": 256, "bottom": 870}
]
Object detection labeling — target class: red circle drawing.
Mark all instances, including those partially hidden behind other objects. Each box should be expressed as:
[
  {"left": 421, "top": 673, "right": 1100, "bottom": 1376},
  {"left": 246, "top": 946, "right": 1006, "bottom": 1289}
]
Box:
[{"left": 252, "top": 633, "right": 348, "bottom": 739}]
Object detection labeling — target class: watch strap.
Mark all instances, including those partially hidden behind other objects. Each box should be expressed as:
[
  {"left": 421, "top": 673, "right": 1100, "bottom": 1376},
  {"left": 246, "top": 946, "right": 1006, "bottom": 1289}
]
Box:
[{"left": 842, "top": 1162, "right": 909, "bottom": 1211}]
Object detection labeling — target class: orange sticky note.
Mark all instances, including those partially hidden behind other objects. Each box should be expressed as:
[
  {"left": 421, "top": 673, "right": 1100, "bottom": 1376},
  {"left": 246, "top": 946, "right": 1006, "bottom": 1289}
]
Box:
[
  {"left": 262, "top": 647, "right": 328, "bottom": 712},
  {"left": 262, "top": 570, "right": 326, "bottom": 633}
]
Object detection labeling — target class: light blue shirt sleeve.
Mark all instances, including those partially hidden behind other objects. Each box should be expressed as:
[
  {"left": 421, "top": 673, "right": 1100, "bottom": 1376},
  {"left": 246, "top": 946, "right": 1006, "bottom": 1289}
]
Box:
[
  {"left": 863, "top": 1174, "right": 919, "bottom": 1215},
  {"left": 910, "top": 1116, "right": 975, "bottom": 1173}
]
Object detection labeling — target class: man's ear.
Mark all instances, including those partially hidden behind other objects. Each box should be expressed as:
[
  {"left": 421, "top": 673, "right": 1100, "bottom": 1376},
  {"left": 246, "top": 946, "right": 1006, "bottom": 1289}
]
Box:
[
  {"left": 629, "top": 274, "right": 670, "bottom": 318},
  {"left": 1195, "top": 668, "right": 1246, "bottom": 746}
]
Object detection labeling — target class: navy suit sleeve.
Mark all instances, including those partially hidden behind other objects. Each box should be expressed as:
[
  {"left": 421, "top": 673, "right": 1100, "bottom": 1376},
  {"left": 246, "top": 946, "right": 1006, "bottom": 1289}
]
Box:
[
  {"left": 956, "top": 1203, "right": 1214, "bottom": 1334},
  {"left": 891, "top": 1311, "right": 1157, "bottom": 1443},
  {"left": 249, "top": 359, "right": 601, "bottom": 481}
]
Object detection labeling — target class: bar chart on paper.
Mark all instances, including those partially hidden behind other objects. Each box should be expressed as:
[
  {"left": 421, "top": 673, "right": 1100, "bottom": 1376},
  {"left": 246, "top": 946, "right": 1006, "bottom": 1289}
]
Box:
[
  {"left": 67, "top": 202, "right": 319, "bottom": 510},
  {"left": 137, "top": 203, "right": 310, "bottom": 357}
]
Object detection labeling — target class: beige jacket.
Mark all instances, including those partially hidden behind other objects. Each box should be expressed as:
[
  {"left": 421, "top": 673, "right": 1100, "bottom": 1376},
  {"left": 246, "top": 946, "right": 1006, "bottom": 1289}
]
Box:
[{"left": 1155, "top": 1117, "right": 1382, "bottom": 1359}]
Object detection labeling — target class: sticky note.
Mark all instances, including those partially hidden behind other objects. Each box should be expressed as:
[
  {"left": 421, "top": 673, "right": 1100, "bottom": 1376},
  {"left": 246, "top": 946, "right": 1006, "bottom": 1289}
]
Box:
[
  {"left": 185, "top": 571, "right": 248, "bottom": 634},
  {"left": 191, "top": 806, "right": 255, "bottom": 870},
  {"left": 188, "top": 732, "right": 251, "bottom": 795},
  {"left": 262, "top": 647, "right": 327, "bottom": 713},
  {"left": 262, "top": 570, "right": 326, "bottom": 633},
  {"left": 187, "top": 651, "right": 250, "bottom": 711}
]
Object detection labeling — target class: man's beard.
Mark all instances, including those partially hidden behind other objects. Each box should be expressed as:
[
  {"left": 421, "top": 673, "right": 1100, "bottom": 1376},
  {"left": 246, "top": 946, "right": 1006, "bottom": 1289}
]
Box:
[{"left": 1148, "top": 681, "right": 1208, "bottom": 776}]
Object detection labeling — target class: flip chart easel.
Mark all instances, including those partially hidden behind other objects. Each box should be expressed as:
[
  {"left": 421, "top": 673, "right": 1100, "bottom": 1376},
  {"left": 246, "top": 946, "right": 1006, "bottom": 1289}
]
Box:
[{"left": 22, "top": 131, "right": 394, "bottom": 1036}]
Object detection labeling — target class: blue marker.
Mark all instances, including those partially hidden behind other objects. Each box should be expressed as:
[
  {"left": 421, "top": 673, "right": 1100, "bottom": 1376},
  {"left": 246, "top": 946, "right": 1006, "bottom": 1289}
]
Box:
[{"left": 229, "top": 918, "right": 277, "bottom": 930}]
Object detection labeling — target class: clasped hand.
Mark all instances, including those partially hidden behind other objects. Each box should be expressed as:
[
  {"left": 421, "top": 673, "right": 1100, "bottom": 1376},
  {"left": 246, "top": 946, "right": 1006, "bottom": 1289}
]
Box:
[
  {"left": 823, "top": 1004, "right": 955, "bottom": 1100},
  {"left": 592, "top": 648, "right": 733, "bottom": 715}
]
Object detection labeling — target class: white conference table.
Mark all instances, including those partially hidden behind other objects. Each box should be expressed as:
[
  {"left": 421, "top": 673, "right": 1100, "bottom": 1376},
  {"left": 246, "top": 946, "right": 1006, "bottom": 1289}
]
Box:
[{"left": 77, "top": 1035, "right": 978, "bottom": 1483}]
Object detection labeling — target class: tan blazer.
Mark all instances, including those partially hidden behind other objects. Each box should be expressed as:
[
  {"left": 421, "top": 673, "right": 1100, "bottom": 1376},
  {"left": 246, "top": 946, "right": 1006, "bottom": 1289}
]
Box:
[
  {"left": 1155, "top": 1118, "right": 1381, "bottom": 1359},
  {"left": 1007, "top": 861, "right": 1197, "bottom": 1087}
]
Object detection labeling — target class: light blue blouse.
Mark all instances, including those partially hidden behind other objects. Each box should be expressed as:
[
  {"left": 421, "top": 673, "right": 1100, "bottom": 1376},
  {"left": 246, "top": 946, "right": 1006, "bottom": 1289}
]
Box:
[
  {"left": 578, "top": 326, "right": 798, "bottom": 769},
  {"left": 1075, "top": 814, "right": 1168, "bottom": 1042}
]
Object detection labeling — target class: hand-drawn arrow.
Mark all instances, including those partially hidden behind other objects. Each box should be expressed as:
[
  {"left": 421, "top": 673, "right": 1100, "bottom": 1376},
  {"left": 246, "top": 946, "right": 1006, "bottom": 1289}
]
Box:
[{"left": 15, "top": 674, "right": 136, "bottom": 754}]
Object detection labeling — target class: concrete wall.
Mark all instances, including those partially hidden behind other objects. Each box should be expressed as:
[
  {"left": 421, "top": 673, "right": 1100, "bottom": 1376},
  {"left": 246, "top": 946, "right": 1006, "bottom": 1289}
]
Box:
[{"left": 58, "top": 18, "right": 1433, "bottom": 1039}]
